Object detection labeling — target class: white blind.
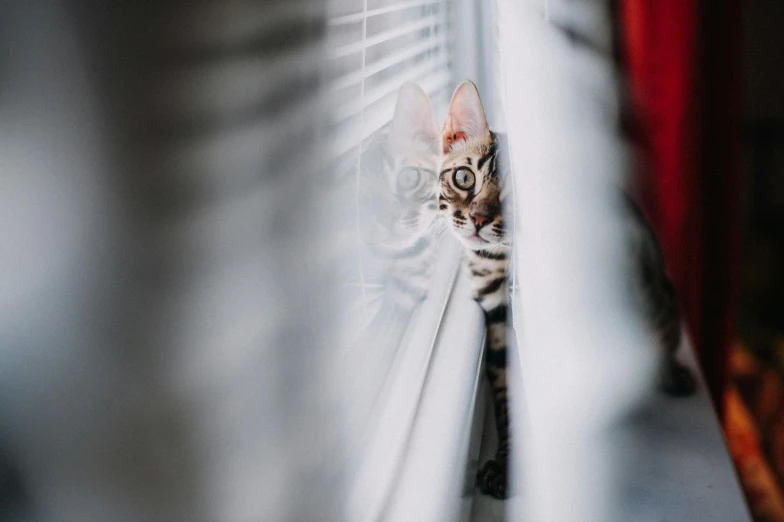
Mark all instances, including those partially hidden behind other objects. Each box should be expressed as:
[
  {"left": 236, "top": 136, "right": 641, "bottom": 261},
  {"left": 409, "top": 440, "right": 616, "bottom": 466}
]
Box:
[
  {"left": 323, "top": 4, "right": 461, "bottom": 520},
  {"left": 326, "top": 0, "right": 454, "bottom": 161}
]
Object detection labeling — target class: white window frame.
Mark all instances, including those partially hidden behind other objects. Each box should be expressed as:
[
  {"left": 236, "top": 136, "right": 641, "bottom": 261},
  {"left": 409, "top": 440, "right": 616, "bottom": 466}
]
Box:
[{"left": 325, "top": 1, "right": 495, "bottom": 520}]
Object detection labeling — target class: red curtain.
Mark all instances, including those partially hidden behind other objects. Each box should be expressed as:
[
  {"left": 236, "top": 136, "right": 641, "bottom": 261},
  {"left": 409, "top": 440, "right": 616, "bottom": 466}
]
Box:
[{"left": 619, "top": 0, "right": 741, "bottom": 415}]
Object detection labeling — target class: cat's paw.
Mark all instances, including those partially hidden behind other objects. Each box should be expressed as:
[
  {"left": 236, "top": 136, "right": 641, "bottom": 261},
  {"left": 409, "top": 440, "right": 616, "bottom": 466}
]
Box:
[
  {"left": 476, "top": 459, "right": 507, "bottom": 499},
  {"left": 659, "top": 360, "right": 697, "bottom": 397}
]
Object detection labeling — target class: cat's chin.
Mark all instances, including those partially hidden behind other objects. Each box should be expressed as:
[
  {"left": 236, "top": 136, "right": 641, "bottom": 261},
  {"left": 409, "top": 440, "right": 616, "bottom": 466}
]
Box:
[{"left": 459, "top": 234, "right": 503, "bottom": 250}]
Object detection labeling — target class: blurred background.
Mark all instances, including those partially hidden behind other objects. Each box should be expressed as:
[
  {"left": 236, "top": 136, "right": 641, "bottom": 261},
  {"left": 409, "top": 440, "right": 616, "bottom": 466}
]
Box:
[
  {"left": 723, "top": 1, "right": 784, "bottom": 520},
  {"left": 620, "top": 1, "right": 784, "bottom": 519},
  {"left": 1, "top": 0, "right": 783, "bottom": 520}
]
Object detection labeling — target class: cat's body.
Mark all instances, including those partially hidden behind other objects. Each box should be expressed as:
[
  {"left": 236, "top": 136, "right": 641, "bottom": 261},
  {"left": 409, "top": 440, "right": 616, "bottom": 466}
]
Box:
[
  {"left": 622, "top": 192, "right": 696, "bottom": 396},
  {"left": 437, "top": 87, "right": 512, "bottom": 497},
  {"left": 436, "top": 81, "right": 695, "bottom": 500}
]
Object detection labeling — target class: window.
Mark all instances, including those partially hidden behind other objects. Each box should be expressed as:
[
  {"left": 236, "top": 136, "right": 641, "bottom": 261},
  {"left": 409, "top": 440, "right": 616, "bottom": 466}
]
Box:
[
  {"left": 324, "top": 1, "right": 490, "bottom": 520},
  {"left": 326, "top": 0, "right": 454, "bottom": 161}
]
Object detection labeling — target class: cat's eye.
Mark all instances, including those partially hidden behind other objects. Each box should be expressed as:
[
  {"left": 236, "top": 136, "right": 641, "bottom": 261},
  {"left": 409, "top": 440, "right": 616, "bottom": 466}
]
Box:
[
  {"left": 397, "top": 167, "right": 421, "bottom": 190},
  {"left": 453, "top": 168, "right": 475, "bottom": 190}
]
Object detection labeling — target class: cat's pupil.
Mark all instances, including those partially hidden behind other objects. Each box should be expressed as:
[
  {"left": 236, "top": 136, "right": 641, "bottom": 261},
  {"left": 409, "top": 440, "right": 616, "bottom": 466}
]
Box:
[{"left": 398, "top": 167, "right": 420, "bottom": 190}]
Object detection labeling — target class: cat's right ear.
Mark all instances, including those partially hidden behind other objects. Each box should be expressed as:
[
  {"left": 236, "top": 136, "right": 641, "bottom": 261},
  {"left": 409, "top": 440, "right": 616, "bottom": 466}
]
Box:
[
  {"left": 442, "top": 80, "right": 490, "bottom": 154},
  {"left": 390, "top": 82, "right": 440, "bottom": 155}
]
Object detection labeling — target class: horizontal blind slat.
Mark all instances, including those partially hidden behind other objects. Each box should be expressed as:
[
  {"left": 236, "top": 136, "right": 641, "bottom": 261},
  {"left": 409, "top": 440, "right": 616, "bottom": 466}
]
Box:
[
  {"left": 329, "top": 14, "right": 444, "bottom": 59},
  {"left": 326, "top": 0, "right": 452, "bottom": 160},
  {"left": 328, "top": 70, "right": 451, "bottom": 157},
  {"left": 329, "top": 0, "right": 445, "bottom": 26},
  {"left": 330, "top": 34, "right": 447, "bottom": 92},
  {"left": 332, "top": 57, "right": 450, "bottom": 121}
]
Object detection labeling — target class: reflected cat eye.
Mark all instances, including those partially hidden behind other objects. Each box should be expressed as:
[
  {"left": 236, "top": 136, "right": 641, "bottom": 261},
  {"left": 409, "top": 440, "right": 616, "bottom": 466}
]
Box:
[
  {"left": 453, "top": 167, "right": 475, "bottom": 190},
  {"left": 397, "top": 167, "right": 421, "bottom": 190}
]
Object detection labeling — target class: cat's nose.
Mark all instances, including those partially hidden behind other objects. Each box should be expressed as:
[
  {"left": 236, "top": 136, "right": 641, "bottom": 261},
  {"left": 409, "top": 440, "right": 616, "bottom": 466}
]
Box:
[{"left": 470, "top": 211, "right": 490, "bottom": 230}]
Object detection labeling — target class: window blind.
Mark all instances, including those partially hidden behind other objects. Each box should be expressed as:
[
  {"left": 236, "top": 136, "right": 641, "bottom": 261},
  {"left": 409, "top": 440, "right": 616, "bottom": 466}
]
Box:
[
  {"left": 323, "top": 4, "right": 467, "bottom": 520},
  {"left": 326, "top": 0, "right": 454, "bottom": 161}
]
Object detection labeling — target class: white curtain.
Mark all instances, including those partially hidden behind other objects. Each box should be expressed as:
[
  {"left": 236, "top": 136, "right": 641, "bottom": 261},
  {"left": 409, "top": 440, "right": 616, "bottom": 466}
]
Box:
[
  {"left": 0, "top": 2, "right": 340, "bottom": 521},
  {"left": 496, "top": 1, "right": 658, "bottom": 520}
]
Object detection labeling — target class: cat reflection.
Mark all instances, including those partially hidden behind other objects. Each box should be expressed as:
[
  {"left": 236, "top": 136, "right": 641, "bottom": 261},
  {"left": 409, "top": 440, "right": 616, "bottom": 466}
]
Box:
[{"left": 358, "top": 83, "right": 441, "bottom": 315}]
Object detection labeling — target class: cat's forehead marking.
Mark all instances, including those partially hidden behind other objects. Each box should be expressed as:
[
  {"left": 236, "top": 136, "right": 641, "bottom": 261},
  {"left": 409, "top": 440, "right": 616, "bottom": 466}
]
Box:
[{"left": 444, "top": 157, "right": 466, "bottom": 170}]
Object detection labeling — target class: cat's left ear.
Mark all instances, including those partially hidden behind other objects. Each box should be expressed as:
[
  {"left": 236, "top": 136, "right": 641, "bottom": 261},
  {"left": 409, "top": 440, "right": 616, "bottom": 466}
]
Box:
[
  {"left": 442, "top": 80, "right": 490, "bottom": 154},
  {"left": 390, "top": 82, "right": 440, "bottom": 155}
]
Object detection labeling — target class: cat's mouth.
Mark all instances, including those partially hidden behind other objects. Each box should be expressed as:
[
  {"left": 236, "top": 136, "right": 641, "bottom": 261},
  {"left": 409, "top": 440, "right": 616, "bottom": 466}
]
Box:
[{"left": 459, "top": 233, "right": 494, "bottom": 249}]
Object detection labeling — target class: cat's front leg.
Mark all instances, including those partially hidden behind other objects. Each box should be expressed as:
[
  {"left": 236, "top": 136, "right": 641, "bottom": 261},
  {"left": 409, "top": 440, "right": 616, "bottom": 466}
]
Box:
[{"left": 476, "top": 305, "right": 510, "bottom": 499}]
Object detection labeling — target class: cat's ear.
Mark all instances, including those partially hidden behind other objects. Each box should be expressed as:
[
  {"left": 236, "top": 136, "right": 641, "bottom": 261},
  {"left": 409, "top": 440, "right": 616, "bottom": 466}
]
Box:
[
  {"left": 390, "top": 82, "right": 440, "bottom": 155},
  {"left": 442, "top": 80, "right": 489, "bottom": 154}
]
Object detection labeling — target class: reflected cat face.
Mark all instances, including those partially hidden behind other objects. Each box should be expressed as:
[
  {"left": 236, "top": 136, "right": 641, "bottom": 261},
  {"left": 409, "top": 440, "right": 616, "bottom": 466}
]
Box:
[
  {"left": 359, "top": 83, "right": 441, "bottom": 249},
  {"left": 437, "top": 81, "right": 508, "bottom": 250}
]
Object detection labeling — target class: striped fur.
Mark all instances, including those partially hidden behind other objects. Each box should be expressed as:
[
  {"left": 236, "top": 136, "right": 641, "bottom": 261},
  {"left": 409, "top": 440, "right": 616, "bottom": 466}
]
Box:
[{"left": 438, "top": 81, "right": 511, "bottom": 499}]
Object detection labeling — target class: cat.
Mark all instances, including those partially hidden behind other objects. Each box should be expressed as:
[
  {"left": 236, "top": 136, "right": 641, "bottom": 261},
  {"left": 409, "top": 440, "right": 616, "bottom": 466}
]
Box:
[
  {"left": 438, "top": 81, "right": 512, "bottom": 499},
  {"left": 437, "top": 80, "right": 696, "bottom": 500}
]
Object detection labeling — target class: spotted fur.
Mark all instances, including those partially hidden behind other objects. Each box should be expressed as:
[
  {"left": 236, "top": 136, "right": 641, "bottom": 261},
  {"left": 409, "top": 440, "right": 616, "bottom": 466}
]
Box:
[{"left": 438, "top": 81, "right": 511, "bottom": 499}]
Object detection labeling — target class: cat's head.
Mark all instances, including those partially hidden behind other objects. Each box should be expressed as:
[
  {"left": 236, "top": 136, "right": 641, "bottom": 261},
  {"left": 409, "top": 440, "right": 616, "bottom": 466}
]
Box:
[
  {"left": 438, "top": 81, "right": 507, "bottom": 249},
  {"left": 359, "top": 83, "right": 441, "bottom": 247}
]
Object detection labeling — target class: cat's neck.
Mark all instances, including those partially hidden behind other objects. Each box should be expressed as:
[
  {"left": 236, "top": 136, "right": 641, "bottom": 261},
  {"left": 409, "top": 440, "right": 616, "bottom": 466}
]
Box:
[{"left": 465, "top": 243, "right": 509, "bottom": 259}]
